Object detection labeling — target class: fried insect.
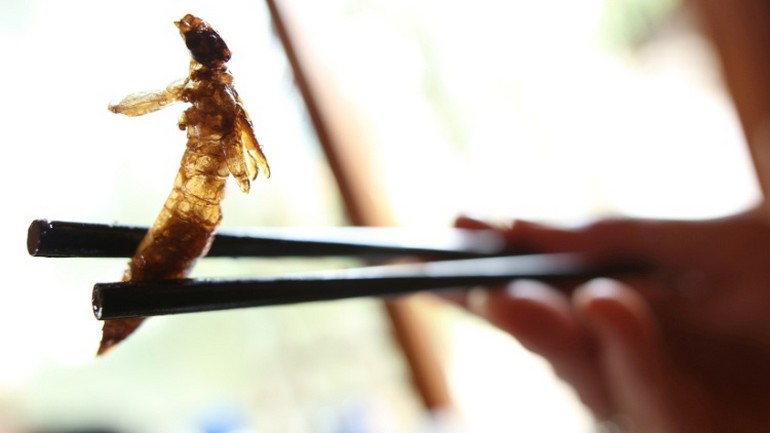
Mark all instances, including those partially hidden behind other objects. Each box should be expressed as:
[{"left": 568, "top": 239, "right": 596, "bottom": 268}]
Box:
[{"left": 99, "top": 14, "right": 269, "bottom": 355}]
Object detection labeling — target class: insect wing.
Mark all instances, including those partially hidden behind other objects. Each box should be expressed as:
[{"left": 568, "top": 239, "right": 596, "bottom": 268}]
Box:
[
  {"left": 236, "top": 103, "right": 270, "bottom": 180},
  {"left": 108, "top": 87, "right": 181, "bottom": 117}
]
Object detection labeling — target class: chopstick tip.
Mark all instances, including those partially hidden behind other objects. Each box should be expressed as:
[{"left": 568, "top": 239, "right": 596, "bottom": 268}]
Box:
[
  {"left": 27, "top": 219, "right": 52, "bottom": 256},
  {"left": 92, "top": 286, "right": 104, "bottom": 320}
]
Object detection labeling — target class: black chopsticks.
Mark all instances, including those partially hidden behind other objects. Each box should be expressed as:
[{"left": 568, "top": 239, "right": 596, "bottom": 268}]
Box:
[
  {"left": 93, "top": 254, "right": 648, "bottom": 319},
  {"left": 28, "top": 219, "right": 652, "bottom": 320},
  {"left": 27, "top": 219, "right": 510, "bottom": 259}
]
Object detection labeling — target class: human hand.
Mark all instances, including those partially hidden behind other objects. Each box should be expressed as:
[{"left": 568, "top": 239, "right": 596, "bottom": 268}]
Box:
[{"left": 453, "top": 210, "right": 770, "bottom": 433}]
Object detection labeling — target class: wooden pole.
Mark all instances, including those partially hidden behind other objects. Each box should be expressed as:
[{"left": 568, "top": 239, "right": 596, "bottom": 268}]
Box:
[{"left": 264, "top": 0, "right": 453, "bottom": 411}]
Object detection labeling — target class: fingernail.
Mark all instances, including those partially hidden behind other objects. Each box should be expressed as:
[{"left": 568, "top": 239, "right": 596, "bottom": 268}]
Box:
[
  {"left": 574, "top": 279, "right": 627, "bottom": 336},
  {"left": 506, "top": 279, "right": 557, "bottom": 298},
  {"left": 467, "top": 287, "right": 489, "bottom": 315},
  {"left": 578, "top": 278, "right": 624, "bottom": 299}
]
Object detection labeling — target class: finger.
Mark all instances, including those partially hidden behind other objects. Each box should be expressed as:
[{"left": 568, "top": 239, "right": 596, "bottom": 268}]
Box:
[
  {"left": 454, "top": 215, "right": 496, "bottom": 230},
  {"left": 509, "top": 218, "right": 716, "bottom": 267},
  {"left": 506, "top": 219, "right": 652, "bottom": 256},
  {"left": 472, "top": 281, "right": 612, "bottom": 417},
  {"left": 457, "top": 215, "right": 657, "bottom": 269},
  {"left": 576, "top": 279, "right": 698, "bottom": 432},
  {"left": 458, "top": 215, "right": 658, "bottom": 260}
]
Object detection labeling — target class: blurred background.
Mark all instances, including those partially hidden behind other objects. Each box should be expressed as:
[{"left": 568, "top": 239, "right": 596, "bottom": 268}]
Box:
[{"left": 0, "top": 0, "right": 761, "bottom": 432}]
